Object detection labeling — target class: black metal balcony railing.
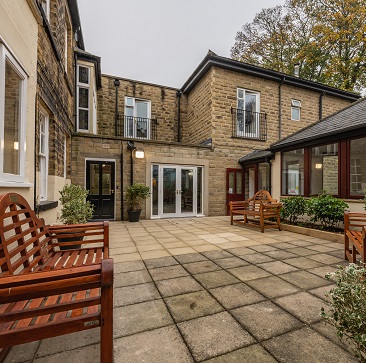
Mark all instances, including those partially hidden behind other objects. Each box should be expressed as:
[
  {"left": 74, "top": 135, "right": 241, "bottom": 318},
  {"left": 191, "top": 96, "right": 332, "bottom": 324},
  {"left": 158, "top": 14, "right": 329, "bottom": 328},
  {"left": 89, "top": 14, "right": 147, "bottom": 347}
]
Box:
[
  {"left": 116, "top": 115, "right": 158, "bottom": 140},
  {"left": 231, "top": 108, "right": 267, "bottom": 141}
]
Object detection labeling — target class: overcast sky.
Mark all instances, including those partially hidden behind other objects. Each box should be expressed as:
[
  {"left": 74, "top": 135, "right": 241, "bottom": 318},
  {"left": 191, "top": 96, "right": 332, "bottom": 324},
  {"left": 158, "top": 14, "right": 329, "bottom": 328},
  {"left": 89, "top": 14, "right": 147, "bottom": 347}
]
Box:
[{"left": 77, "top": 0, "right": 284, "bottom": 88}]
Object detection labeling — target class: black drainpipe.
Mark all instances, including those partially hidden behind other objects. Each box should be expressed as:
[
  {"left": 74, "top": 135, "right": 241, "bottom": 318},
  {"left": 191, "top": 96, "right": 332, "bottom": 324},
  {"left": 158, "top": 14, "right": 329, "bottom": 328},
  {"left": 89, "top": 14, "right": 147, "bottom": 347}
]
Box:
[
  {"left": 319, "top": 92, "right": 325, "bottom": 120},
  {"left": 74, "top": 52, "right": 78, "bottom": 132},
  {"left": 266, "top": 157, "right": 272, "bottom": 195},
  {"left": 34, "top": 95, "right": 38, "bottom": 211},
  {"left": 278, "top": 77, "right": 285, "bottom": 140},
  {"left": 114, "top": 79, "right": 120, "bottom": 136},
  {"left": 176, "top": 91, "right": 182, "bottom": 142},
  {"left": 120, "top": 149, "right": 124, "bottom": 221}
]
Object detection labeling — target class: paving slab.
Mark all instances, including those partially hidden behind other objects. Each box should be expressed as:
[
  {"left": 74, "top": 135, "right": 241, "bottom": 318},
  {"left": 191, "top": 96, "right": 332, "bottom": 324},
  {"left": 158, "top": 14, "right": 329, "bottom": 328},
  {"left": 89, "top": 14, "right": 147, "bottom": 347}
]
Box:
[
  {"left": 282, "top": 256, "right": 325, "bottom": 269},
  {"left": 214, "top": 257, "right": 249, "bottom": 269},
  {"left": 280, "top": 270, "right": 332, "bottom": 290},
  {"left": 263, "top": 249, "right": 299, "bottom": 260},
  {"left": 287, "top": 246, "right": 318, "bottom": 256},
  {"left": 183, "top": 260, "right": 222, "bottom": 274},
  {"left": 263, "top": 327, "right": 357, "bottom": 363},
  {"left": 113, "top": 326, "right": 194, "bottom": 363},
  {"left": 228, "top": 265, "right": 272, "bottom": 282},
  {"left": 144, "top": 256, "right": 178, "bottom": 269},
  {"left": 308, "top": 253, "right": 344, "bottom": 265},
  {"left": 114, "top": 260, "right": 145, "bottom": 273},
  {"left": 114, "top": 269, "right": 152, "bottom": 287},
  {"left": 201, "top": 250, "right": 233, "bottom": 260},
  {"left": 178, "top": 312, "right": 255, "bottom": 362},
  {"left": 194, "top": 270, "right": 240, "bottom": 289},
  {"left": 164, "top": 290, "right": 224, "bottom": 323},
  {"left": 149, "top": 264, "right": 189, "bottom": 281},
  {"left": 174, "top": 253, "right": 208, "bottom": 263},
  {"left": 240, "top": 253, "right": 275, "bottom": 264},
  {"left": 156, "top": 276, "right": 203, "bottom": 297},
  {"left": 231, "top": 301, "right": 304, "bottom": 341},
  {"left": 113, "top": 300, "right": 173, "bottom": 337},
  {"left": 257, "top": 260, "right": 299, "bottom": 275},
  {"left": 114, "top": 282, "right": 161, "bottom": 307}
]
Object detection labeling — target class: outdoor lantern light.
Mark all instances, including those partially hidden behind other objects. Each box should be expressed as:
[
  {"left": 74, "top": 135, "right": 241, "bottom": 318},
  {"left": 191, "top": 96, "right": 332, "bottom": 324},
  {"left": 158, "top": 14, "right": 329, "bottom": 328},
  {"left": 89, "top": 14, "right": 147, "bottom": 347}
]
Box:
[
  {"left": 315, "top": 163, "right": 323, "bottom": 169},
  {"left": 135, "top": 150, "right": 145, "bottom": 159},
  {"left": 13, "top": 142, "right": 19, "bottom": 150}
]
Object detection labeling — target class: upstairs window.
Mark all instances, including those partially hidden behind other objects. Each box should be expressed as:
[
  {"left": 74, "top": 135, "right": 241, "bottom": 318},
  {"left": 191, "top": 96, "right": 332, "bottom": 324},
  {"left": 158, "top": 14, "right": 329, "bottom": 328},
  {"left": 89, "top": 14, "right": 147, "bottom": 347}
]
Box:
[
  {"left": 77, "top": 65, "right": 90, "bottom": 131},
  {"left": 291, "top": 99, "right": 301, "bottom": 121},
  {"left": 236, "top": 88, "right": 260, "bottom": 138},
  {"left": 0, "top": 44, "right": 27, "bottom": 183},
  {"left": 124, "top": 97, "right": 151, "bottom": 139},
  {"left": 39, "top": 110, "right": 49, "bottom": 201}
]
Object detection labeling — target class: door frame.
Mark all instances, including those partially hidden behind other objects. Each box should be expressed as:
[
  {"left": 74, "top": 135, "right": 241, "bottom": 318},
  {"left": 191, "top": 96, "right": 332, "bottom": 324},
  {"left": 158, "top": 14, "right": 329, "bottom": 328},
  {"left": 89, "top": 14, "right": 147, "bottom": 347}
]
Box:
[
  {"left": 85, "top": 158, "right": 116, "bottom": 220},
  {"left": 226, "top": 168, "right": 245, "bottom": 215}
]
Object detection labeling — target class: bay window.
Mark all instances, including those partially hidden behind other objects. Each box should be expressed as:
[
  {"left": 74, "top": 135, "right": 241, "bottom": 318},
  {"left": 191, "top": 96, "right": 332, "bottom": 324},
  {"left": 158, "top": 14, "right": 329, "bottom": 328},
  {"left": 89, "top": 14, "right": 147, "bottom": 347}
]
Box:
[
  {"left": 350, "top": 138, "right": 366, "bottom": 196},
  {"left": 282, "top": 149, "right": 304, "bottom": 195}
]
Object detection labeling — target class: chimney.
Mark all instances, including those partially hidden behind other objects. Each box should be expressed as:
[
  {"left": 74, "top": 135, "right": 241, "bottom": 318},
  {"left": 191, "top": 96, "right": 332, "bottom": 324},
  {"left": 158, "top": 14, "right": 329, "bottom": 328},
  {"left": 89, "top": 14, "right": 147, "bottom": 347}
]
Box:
[{"left": 294, "top": 63, "right": 300, "bottom": 77}]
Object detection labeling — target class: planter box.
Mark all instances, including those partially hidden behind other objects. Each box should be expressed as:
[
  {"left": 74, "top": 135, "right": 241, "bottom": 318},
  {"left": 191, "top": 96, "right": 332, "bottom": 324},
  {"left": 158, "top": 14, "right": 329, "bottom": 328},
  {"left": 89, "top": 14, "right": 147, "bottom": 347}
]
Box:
[{"left": 281, "top": 223, "right": 343, "bottom": 244}]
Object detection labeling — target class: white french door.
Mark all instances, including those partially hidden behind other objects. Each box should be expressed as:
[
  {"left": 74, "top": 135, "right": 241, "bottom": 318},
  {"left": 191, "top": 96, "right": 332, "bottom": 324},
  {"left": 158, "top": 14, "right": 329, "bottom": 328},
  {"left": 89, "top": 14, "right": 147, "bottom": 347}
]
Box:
[{"left": 151, "top": 165, "right": 203, "bottom": 218}]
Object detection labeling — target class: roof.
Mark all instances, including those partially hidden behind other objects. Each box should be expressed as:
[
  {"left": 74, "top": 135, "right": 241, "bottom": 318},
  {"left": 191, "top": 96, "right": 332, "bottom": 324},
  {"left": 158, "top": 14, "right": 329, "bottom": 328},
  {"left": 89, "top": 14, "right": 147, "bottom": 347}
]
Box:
[
  {"left": 181, "top": 52, "right": 361, "bottom": 102},
  {"left": 270, "top": 97, "right": 366, "bottom": 151},
  {"left": 67, "top": 0, "right": 84, "bottom": 50},
  {"left": 238, "top": 149, "right": 273, "bottom": 164}
]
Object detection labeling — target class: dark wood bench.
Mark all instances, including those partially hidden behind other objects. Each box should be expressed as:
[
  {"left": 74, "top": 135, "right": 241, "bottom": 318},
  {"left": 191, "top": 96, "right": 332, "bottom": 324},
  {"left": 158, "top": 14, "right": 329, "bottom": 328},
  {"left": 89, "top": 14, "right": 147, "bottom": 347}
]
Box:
[
  {"left": 344, "top": 211, "right": 366, "bottom": 263},
  {"left": 0, "top": 192, "right": 113, "bottom": 362},
  {"left": 230, "top": 190, "right": 282, "bottom": 233}
]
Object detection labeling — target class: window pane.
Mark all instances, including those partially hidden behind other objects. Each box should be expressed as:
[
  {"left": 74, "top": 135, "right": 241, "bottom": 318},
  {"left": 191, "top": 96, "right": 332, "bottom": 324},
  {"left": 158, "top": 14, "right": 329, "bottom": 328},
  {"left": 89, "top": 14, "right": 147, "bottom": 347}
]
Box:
[
  {"left": 89, "top": 164, "right": 100, "bottom": 194},
  {"left": 79, "top": 66, "right": 89, "bottom": 84},
  {"left": 236, "top": 172, "right": 242, "bottom": 194},
  {"left": 258, "top": 163, "right": 270, "bottom": 191},
  {"left": 79, "top": 87, "right": 89, "bottom": 108},
  {"left": 311, "top": 143, "right": 338, "bottom": 195},
  {"left": 4, "top": 59, "right": 21, "bottom": 175},
  {"left": 238, "top": 89, "right": 244, "bottom": 99},
  {"left": 79, "top": 109, "right": 89, "bottom": 130},
  {"left": 102, "top": 165, "right": 111, "bottom": 195},
  {"left": 350, "top": 138, "right": 366, "bottom": 195},
  {"left": 197, "top": 167, "right": 203, "bottom": 214},
  {"left": 282, "top": 149, "right": 304, "bottom": 195},
  {"left": 291, "top": 108, "right": 300, "bottom": 121},
  {"left": 228, "top": 172, "right": 234, "bottom": 194},
  {"left": 152, "top": 165, "right": 159, "bottom": 215},
  {"left": 136, "top": 101, "right": 148, "bottom": 118}
]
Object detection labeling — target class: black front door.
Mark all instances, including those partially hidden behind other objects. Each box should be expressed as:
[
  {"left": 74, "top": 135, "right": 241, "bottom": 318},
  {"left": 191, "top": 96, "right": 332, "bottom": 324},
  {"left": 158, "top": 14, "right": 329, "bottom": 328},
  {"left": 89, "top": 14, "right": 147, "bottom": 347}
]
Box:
[{"left": 86, "top": 161, "right": 115, "bottom": 220}]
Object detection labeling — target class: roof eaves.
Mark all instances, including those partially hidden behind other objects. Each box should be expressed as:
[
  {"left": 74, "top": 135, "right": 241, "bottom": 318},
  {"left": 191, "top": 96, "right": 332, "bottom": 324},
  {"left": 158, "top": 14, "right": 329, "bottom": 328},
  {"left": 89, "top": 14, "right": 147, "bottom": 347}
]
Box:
[{"left": 67, "top": 0, "right": 85, "bottom": 50}]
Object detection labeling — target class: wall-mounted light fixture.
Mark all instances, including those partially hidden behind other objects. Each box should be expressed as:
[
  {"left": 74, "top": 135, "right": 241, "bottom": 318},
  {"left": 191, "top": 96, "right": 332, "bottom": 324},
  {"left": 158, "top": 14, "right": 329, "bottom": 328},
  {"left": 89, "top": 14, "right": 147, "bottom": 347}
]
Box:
[
  {"left": 13, "top": 142, "right": 19, "bottom": 150},
  {"left": 135, "top": 150, "right": 145, "bottom": 159},
  {"left": 315, "top": 163, "right": 323, "bottom": 169}
]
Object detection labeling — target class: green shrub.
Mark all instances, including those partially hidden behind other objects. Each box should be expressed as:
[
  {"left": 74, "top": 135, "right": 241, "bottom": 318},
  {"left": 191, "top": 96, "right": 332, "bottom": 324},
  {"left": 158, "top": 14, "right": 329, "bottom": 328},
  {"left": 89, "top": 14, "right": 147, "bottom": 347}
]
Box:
[
  {"left": 321, "top": 264, "right": 366, "bottom": 362},
  {"left": 280, "top": 196, "right": 307, "bottom": 224},
  {"left": 307, "top": 192, "right": 348, "bottom": 230},
  {"left": 125, "top": 183, "right": 151, "bottom": 210}
]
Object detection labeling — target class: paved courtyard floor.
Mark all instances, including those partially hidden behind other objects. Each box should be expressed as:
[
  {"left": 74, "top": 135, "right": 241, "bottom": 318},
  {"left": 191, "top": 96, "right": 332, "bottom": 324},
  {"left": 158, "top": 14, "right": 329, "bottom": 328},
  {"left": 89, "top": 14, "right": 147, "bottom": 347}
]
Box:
[{"left": 5, "top": 217, "right": 357, "bottom": 362}]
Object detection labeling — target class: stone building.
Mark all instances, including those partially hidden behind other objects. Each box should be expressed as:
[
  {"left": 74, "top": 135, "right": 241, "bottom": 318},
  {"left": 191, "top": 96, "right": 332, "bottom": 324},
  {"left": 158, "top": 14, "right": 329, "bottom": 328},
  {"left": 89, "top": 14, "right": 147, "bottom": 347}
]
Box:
[
  {"left": 0, "top": 0, "right": 41, "bottom": 203},
  {"left": 71, "top": 51, "right": 360, "bottom": 221}
]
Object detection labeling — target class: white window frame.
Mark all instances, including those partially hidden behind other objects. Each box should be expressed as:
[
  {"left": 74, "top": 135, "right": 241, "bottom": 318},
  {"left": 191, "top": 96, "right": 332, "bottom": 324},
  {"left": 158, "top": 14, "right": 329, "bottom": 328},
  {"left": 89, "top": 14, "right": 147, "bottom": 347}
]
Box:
[
  {"left": 124, "top": 96, "right": 151, "bottom": 139},
  {"left": 77, "top": 64, "right": 90, "bottom": 132},
  {"left": 236, "top": 88, "right": 260, "bottom": 138},
  {"left": 0, "top": 44, "right": 27, "bottom": 183},
  {"left": 41, "top": 0, "right": 50, "bottom": 21},
  {"left": 291, "top": 99, "right": 301, "bottom": 121},
  {"left": 39, "top": 109, "right": 49, "bottom": 201}
]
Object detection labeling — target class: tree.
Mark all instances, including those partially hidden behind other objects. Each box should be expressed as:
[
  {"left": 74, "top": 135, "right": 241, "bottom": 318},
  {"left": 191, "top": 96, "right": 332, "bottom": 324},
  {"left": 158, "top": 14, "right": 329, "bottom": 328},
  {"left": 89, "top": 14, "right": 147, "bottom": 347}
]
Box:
[{"left": 231, "top": 0, "right": 366, "bottom": 93}]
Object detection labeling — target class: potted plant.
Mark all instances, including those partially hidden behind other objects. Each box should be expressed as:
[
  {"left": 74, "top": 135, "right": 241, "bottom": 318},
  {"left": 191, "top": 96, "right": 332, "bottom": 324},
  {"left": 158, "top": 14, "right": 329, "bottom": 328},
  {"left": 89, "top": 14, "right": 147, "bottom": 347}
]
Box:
[
  {"left": 125, "top": 183, "right": 150, "bottom": 222},
  {"left": 58, "top": 184, "right": 94, "bottom": 249}
]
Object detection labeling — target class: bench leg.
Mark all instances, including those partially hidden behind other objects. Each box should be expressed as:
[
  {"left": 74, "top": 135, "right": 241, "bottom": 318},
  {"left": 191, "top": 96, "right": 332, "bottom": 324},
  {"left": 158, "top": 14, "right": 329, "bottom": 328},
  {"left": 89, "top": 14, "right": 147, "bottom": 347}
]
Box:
[
  {"left": 277, "top": 213, "right": 281, "bottom": 231},
  {"left": 244, "top": 214, "right": 248, "bottom": 224},
  {"left": 260, "top": 217, "right": 264, "bottom": 233},
  {"left": 0, "top": 347, "right": 11, "bottom": 363},
  {"left": 100, "top": 285, "right": 113, "bottom": 363},
  {"left": 230, "top": 213, "right": 233, "bottom": 225}
]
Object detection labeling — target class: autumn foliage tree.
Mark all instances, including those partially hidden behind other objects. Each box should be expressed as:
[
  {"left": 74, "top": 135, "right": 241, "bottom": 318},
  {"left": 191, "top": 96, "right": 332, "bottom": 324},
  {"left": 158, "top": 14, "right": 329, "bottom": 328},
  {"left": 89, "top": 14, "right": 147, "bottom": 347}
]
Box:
[{"left": 231, "top": 0, "right": 366, "bottom": 93}]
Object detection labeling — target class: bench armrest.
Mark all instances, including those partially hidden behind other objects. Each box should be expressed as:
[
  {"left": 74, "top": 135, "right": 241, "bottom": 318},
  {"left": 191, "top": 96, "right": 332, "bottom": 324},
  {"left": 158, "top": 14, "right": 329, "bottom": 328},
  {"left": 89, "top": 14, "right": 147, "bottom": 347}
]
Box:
[{"left": 0, "top": 259, "right": 113, "bottom": 304}]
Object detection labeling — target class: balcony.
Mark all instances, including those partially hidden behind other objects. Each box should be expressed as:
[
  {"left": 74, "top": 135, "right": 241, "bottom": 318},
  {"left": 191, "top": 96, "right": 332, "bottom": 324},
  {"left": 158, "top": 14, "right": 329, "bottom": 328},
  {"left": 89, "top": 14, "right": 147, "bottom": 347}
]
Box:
[
  {"left": 116, "top": 115, "right": 158, "bottom": 140},
  {"left": 231, "top": 108, "right": 267, "bottom": 141}
]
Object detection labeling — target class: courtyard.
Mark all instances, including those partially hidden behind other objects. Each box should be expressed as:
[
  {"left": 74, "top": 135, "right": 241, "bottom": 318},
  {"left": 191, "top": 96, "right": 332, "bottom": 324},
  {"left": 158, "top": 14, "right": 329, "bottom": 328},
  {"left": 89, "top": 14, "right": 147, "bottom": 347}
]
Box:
[{"left": 5, "top": 217, "right": 356, "bottom": 363}]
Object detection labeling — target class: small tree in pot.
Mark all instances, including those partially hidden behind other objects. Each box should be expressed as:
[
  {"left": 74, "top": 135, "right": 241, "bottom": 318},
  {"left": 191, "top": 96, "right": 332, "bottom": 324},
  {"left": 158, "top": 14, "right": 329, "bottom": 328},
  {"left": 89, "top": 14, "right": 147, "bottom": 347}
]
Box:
[
  {"left": 58, "top": 184, "right": 94, "bottom": 249},
  {"left": 125, "top": 183, "right": 150, "bottom": 222}
]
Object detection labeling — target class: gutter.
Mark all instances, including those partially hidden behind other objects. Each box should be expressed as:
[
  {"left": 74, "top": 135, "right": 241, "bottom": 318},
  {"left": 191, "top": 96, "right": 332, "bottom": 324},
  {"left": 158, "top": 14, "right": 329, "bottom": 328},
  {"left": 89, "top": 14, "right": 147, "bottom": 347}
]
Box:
[{"left": 177, "top": 91, "right": 182, "bottom": 142}]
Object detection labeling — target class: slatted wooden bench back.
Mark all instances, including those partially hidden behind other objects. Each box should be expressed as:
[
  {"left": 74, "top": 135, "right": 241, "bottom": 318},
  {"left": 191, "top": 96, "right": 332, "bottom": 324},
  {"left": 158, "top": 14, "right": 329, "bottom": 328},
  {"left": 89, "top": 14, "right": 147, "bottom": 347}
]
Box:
[
  {"left": 344, "top": 211, "right": 366, "bottom": 263},
  {"left": 0, "top": 193, "right": 52, "bottom": 276}
]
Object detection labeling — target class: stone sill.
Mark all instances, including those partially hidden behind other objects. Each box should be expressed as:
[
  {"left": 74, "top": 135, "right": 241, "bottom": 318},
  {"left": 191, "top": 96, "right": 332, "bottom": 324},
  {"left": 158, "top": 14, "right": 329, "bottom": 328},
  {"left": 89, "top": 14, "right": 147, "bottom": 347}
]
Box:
[{"left": 36, "top": 200, "right": 58, "bottom": 213}]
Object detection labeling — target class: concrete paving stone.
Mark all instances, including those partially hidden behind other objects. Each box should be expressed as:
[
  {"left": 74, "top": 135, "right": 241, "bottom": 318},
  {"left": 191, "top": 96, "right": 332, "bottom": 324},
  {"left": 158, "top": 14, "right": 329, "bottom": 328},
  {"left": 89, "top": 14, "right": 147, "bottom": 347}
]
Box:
[
  {"left": 231, "top": 301, "right": 304, "bottom": 341},
  {"left": 214, "top": 257, "right": 249, "bottom": 269},
  {"left": 194, "top": 270, "right": 241, "bottom": 289},
  {"left": 114, "top": 282, "right": 161, "bottom": 307},
  {"left": 136, "top": 244, "right": 165, "bottom": 252},
  {"left": 161, "top": 241, "right": 188, "bottom": 248},
  {"left": 203, "top": 344, "right": 278, "bottom": 363},
  {"left": 263, "top": 249, "right": 299, "bottom": 260},
  {"left": 257, "top": 261, "right": 299, "bottom": 275},
  {"left": 280, "top": 270, "right": 332, "bottom": 290},
  {"left": 285, "top": 246, "right": 319, "bottom": 256},
  {"left": 113, "top": 252, "right": 142, "bottom": 263},
  {"left": 307, "top": 265, "right": 338, "bottom": 278},
  {"left": 263, "top": 327, "right": 357, "bottom": 363},
  {"left": 216, "top": 242, "right": 242, "bottom": 249},
  {"left": 307, "top": 244, "right": 339, "bottom": 253},
  {"left": 34, "top": 344, "right": 99, "bottom": 363},
  {"left": 132, "top": 238, "right": 158, "bottom": 246},
  {"left": 156, "top": 276, "right": 203, "bottom": 297},
  {"left": 246, "top": 276, "right": 300, "bottom": 299},
  {"left": 114, "top": 269, "right": 152, "bottom": 287},
  {"left": 140, "top": 250, "right": 171, "bottom": 259},
  {"left": 210, "top": 283, "right": 266, "bottom": 309},
  {"left": 272, "top": 242, "right": 298, "bottom": 249},
  {"left": 114, "top": 299, "right": 173, "bottom": 337},
  {"left": 274, "top": 291, "right": 326, "bottom": 324},
  {"left": 110, "top": 246, "right": 137, "bottom": 255},
  {"left": 241, "top": 253, "right": 275, "bottom": 264},
  {"left": 4, "top": 341, "right": 39, "bottom": 363},
  {"left": 178, "top": 312, "right": 255, "bottom": 362},
  {"left": 308, "top": 253, "right": 344, "bottom": 265},
  {"left": 226, "top": 235, "right": 250, "bottom": 242},
  {"left": 185, "top": 239, "right": 211, "bottom": 247},
  {"left": 183, "top": 260, "right": 222, "bottom": 274},
  {"left": 164, "top": 290, "right": 224, "bottom": 323},
  {"left": 155, "top": 237, "right": 181, "bottom": 243},
  {"left": 174, "top": 253, "right": 208, "bottom": 264},
  {"left": 149, "top": 264, "right": 189, "bottom": 281},
  {"left": 144, "top": 256, "right": 179, "bottom": 269},
  {"left": 289, "top": 240, "right": 315, "bottom": 247},
  {"left": 309, "top": 284, "right": 335, "bottom": 301},
  {"left": 225, "top": 247, "right": 257, "bottom": 256},
  {"left": 114, "top": 260, "right": 146, "bottom": 274},
  {"left": 228, "top": 265, "right": 272, "bottom": 282},
  {"left": 282, "top": 256, "right": 325, "bottom": 269},
  {"left": 36, "top": 329, "right": 99, "bottom": 357},
  {"left": 201, "top": 250, "right": 233, "bottom": 260},
  {"left": 328, "top": 249, "right": 345, "bottom": 259},
  {"left": 193, "top": 245, "right": 222, "bottom": 252},
  {"left": 249, "top": 244, "right": 279, "bottom": 252},
  {"left": 113, "top": 326, "right": 194, "bottom": 363},
  {"left": 167, "top": 247, "right": 198, "bottom": 255}
]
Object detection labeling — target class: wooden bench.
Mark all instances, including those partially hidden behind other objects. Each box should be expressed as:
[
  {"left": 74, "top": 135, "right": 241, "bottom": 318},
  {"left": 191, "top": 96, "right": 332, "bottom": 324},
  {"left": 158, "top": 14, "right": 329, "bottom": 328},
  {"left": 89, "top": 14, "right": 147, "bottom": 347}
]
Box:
[
  {"left": 344, "top": 211, "right": 366, "bottom": 263},
  {"left": 230, "top": 190, "right": 282, "bottom": 233},
  {"left": 0, "top": 192, "right": 113, "bottom": 362}
]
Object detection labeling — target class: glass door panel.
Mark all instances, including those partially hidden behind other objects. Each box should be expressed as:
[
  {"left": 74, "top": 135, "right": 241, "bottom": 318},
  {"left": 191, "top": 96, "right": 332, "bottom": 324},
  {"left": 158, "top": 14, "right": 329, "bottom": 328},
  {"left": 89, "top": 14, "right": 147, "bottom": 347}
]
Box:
[
  {"left": 163, "top": 167, "right": 177, "bottom": 214},
  {"left": 181, "top": 168, "right": 194, "bottom": 213}
]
